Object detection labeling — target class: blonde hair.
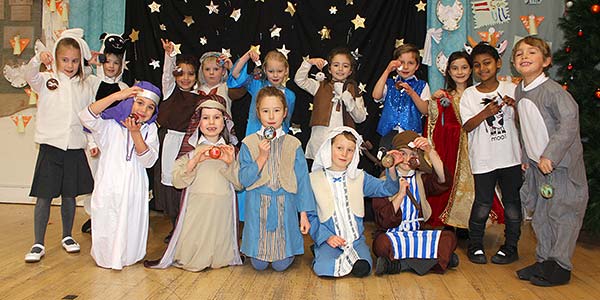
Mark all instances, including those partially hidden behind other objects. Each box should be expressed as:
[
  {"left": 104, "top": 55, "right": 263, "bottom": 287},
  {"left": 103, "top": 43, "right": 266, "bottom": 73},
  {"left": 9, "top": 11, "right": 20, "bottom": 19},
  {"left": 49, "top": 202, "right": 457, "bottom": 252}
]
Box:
[
  {"left": 264, "top": 51, "right": 289, "bottom": 80},
  {"left": 512, "top": 36, "right": 552, "bottom": 71},
  {"left": 55, "top": 38, "right": 83, "bottom": 79}
]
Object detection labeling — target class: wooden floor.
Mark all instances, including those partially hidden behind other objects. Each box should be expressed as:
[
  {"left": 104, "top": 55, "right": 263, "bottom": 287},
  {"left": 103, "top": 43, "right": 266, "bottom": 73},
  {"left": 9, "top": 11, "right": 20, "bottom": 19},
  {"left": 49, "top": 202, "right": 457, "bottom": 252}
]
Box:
[{"left": 1, "top": 204, "right": 599, "bottom": 300}]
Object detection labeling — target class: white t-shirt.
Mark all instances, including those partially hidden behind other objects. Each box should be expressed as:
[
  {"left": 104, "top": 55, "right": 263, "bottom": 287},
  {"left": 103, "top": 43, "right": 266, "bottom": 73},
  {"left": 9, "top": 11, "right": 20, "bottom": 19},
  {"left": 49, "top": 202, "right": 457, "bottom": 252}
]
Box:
[{"left": 460, "top": 81, "right": 521, "bottom": 174}]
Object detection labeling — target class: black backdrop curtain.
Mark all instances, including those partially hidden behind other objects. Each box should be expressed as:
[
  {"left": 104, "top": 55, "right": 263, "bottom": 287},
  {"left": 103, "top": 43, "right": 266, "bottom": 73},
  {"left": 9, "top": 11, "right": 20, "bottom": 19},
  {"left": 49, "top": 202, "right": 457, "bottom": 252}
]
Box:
[{"left": 124, "top": 0, "right": 426, "bottom": 172}]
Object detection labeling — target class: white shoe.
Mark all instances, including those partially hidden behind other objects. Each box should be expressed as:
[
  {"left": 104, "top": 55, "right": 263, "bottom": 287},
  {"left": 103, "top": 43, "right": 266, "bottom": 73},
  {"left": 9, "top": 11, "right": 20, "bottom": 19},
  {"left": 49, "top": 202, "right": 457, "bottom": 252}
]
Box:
[
  {"left": 25, "top": 244, "right": 46, "bottom": 263},
  {"left": 61, "top": 236, "right": 80, "bottom": 253}
]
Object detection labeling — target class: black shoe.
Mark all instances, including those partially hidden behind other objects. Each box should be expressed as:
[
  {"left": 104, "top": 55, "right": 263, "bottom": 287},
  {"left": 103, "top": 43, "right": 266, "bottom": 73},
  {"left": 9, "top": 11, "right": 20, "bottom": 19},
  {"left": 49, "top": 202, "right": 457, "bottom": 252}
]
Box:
[
  {"left": 81, "top": 219, "right": 91, "bottom": 233},
  {"left": 517, "top": 262, "right": 542, "bottom": 280},
  {"left": 530, "top": 260, "right": 571, "bottom": 287},
  {"left": 164, "top": 231, "right": 173, "bottom": 244},
  {"left": 448, "top": 253, "right": 459, "bottom": 268},
  {"left": 491, "top": 245, "right": 518, "bottom": 264},
  {"left": 467, "top": 244, "right": 487, "bottom": 264},
  {"left": 456, "top": 228, "right": 469, "bottom": 240},
  {"left": 351, "top": 259, "right": 371, "bottom": 277},
  {"left": 375, "top": 256, "right": 402, "bottom": 275}
]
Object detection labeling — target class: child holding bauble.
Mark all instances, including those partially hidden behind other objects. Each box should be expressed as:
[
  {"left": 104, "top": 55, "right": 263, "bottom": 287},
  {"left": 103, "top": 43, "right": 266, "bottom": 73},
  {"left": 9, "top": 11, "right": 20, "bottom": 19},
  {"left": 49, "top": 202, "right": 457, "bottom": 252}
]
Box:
[
  {"left": 294, "top": 48, "right": 367, "bottom": 160},
  {"left": 79, "top": 82, "right": 160, "bottom": 270},
  {"left": 24, "top": 29, "right": 96, "bottom": 263},
  {"left": 145, "top": 97, "right": 243, "bottom": 271},
  {"left": 512, "top": 36, "right": 588, "bottom": 287},
  {"left": 238, "top": 87, "right": 315, "bottom": 272},
  {"left": 308, "top": 127, "right": 400, "bottom": 277}
]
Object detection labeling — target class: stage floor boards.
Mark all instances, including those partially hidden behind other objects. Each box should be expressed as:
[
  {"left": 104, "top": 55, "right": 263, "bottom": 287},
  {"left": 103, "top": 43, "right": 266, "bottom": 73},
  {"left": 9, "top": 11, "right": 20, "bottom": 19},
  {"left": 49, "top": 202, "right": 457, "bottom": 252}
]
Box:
[{"left": 1, "top": 204, "right": 599, "bottom": 300}]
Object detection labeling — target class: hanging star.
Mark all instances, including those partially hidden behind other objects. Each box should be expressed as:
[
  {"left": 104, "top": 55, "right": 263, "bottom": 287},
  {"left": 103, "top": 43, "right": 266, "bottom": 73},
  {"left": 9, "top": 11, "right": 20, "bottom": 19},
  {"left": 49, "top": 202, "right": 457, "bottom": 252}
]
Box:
[
  {"left": 285, "top": 2, "right": 296, "bottom": 16},
  {"left": 230, "top": 8, "right": 241, "bottom": 21},
  {"left": 302, "top": 55, "right": 310, "bottom": 61},
  {"left": 419, "top": 49, "right": 425, "bottom": 58},
  {"left": 149, "top": 59, "right": 160, "bottom": 70},
  {"left": 329, "top": 6, "right": 338, "bottom": 14},
  {"left": 222, "top": 48, "right": 232, "bottom": 58},
  {"left": 270, "top": 25, "right": 282, "bottom": 38},
  {"left": 183, "top": 16, "right": 194, "bottom": 27},
  {"left": 395, "top": 38, "right": 405, "bottom": 48},
  {"left": 351, "top": 14, "right": 366, "bottom": 30},
  {"left": 290, "top": 126, "right": 302, "bottom": 135},
  {"left": 415, "top": 0, "right": 426, "bottom": 12},
  {"left": 346, "top": 0, "right": 354, "bottom": 5},
  {"left": 129, "top": 29, "right": 139, "bottom": 42},
  {"left": 159, "top": 24, "right": 167, "bottom": 31},
  {"left": 256, "top": 0, "right": 265, "bottom": 2},
  {"left": 172, "top": 43, "right": 182, "bottom": 56},
  {"left": 148, "top": 1, "right": 161, "bottom": 13},
  {"left": 277, "top": 44, "right": 291, "bottom": 58},
  {"left": 309, "top": 103, "right": 314, "bottom": 111},
  {"left": 250, "top": 45, "right": 261, "bottom": 56},
  {"left": 200, "top": 36, "right": 208, "bottom": 45},
  {"left": 318, "top": 26, "right": 331, "bottom": 40},
  {"left": 206, "top": 1, "right": 219, "bottom": 15},
  {"left": 351, "top": 48, "right": 363, "bottom": 60},
  {"left": 124, "top": 60, "right": 130, "bottom": 71},
  {"left": 358, "top": 82, "right": 367, "bottom": 94}
]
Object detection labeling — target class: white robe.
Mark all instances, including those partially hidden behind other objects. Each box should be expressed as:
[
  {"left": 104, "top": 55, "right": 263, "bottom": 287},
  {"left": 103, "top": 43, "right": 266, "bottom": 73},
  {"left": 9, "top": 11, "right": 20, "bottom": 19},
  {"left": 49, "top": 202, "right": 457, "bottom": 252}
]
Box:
[{"left": 79, "top": 108, "right": 159, "bottom": 270}]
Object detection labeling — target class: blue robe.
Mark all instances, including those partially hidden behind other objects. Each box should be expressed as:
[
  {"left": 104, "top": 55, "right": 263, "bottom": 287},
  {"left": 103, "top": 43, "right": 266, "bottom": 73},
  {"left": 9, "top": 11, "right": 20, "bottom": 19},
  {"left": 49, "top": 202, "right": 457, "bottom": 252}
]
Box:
[
  {"left": 308, "top": 169, "right": 399, "bottom": 277},
  {"left": 227, "top": 61, "right": 296, "bottom": 136},
  {"left": 238, "top": 134, "right": 315, "bottom": 260}
]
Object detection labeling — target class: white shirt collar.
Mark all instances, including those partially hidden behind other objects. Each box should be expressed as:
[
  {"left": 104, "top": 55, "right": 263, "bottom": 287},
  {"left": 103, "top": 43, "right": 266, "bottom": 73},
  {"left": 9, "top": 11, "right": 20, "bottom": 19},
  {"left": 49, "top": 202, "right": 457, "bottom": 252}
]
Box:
[
  {"left": 522, "top": 73, "right": 549, "bottom": 92},
  {"left": 197, "top": 135, "right": 226, "bottom": 146}
]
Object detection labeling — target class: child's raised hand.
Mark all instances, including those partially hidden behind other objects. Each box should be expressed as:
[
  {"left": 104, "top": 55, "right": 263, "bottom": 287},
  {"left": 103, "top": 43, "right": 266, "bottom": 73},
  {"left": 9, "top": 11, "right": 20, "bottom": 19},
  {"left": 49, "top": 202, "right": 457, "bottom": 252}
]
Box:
[
  {"left": 483, "top": 101, "right": 502, "bottom": 118},
  {"left": 246, "top": 49, "right": 260, "bottom": 63},
  {"left": 299, "top": 212, "right": 310, "bottom": 234},
  {"left": 412, "top": 136, "right": 432, "bottom": 153},
  {"left": 386, "top": 60, "right": 401, "bottom": 73},
  {"left": 121, "top": 116, "right": 142, "bottom": 133},
  {"left": 89, "top": 51, "right": 102, "bottom": 66},
  {"left": 432, "top": 89, "right": 446, "bottom": 99},
  {"left": 218, "top": 144, "right": 236, "bottom": 165},
  {"left": 385, "top": 149, "right": 404, "bottom": 167},
  {"left": 40, "top": 51, "right": 53, "bottom": 68},
  {"left": 308, "top": 58, "right": 327, "bottom": 70},
  {"left": 396, "top": 81, "right": 416, "bottom": 96},
  {"left": 161, "top": 38, "right": 174, "bottom": 55},
  {"left": 326, "top": 235, "right": 346, "bottom": 248},
  {"left": 502, "top": 95, "right": 516, "bottom": 107},
  {"left": 116, "top": 86, "right": 143, "bottom": 101},
  {"left": 220, "top": 55, "right": 233, "bottom": 70}
]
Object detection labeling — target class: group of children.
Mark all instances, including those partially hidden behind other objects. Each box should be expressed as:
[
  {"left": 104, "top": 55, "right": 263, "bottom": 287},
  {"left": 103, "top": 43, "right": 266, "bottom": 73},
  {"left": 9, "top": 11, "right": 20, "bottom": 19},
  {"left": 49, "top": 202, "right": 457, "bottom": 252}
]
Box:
[{"left": 23, "top": 28, "right": 587, "bottom": 286}]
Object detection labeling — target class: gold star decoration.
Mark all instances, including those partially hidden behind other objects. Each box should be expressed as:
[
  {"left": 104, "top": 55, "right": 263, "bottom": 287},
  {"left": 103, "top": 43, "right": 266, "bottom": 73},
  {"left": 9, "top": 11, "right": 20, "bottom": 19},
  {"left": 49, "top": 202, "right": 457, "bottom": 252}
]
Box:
[
  {"left": 415, "top": 0, "right": 426, "bottom": 12},
  {"left": 129, "top": 29, "right": 139, "bottom": 42},
  {"left": 183, "top": 16, "right": 195, "bottom": 27},
  {"left": 285, "top": 2, "right": 296, "bottom": 17},
  {"left": 358, "top": 82, "right": 367, "bottom": 94},
  {"left": 318, "top": 26, "right": 331, "bottom": 40},
  {"left": 346, "top": 0, "right": 354, "bottom": 5},
  {"left": 230, "top": 8, "right": 241, "bottom": 21},
  {"left": 250, "top": 44, "right": 261, "bottom": 56},
  {"left": 351, "top": 14, "right": 366, "bottom": 30},
  {"left": 172, "top": 43, "right": 182, "bottom": 56},
  {"left": 395, "top": 38, "right": 404, "bottom": 48},
  {"left": 222, "top": 48, "right": 232, "bottom": 58},
  {"left": 309, "top": 103, "right": 314, "bottom": 111},
  {"left": 159, "top": 24, "right": 166, "bottom": 31},
  {"left": 148, "top": 1, "right": 161, "bottom": 13}
]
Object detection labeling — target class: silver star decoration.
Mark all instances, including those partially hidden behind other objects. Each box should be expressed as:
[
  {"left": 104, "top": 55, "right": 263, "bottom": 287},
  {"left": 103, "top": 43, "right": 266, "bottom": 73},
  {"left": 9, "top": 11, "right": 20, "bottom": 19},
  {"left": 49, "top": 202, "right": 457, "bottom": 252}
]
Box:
[
  {"left": 230, "top": 8, "right": 241, "bottom": 21},
  {"left": 148, "top": 1, "right": 161, "bottom": 13},
  {"left": 270, "top": 25, "right": 282, "bottom": 38},
  {"left": 358, "top": 82, "right": 367, "bottom": 94},
  {"left": 277, "top": 44, "right": 290, "bottom": 58},
  {"left": 290, "top": 126, "right": 302, "bottom": 135},
  {"left": 149, "top": 59, "right": 160, "bottom": 70},
  {"left": 124, "top": 60, "right": 130, "bottom": 71},
  {"left": 206, "top": 1, "right": 219, "bottom": 15},
  {"left": 303, "top": 55, "right": 310, "bottom": 61},
  {"left": 200, "top": 36, "right": 208, "bottom": 45},
  {"left": 221, "top": 48, "right": 232, "bottom": 58},
  {"left": 351, "top": 48, "right": 363, "bottom": 61},
  {"left": 329, "top": 6, "right": 337, "bottom": 14},
  {"left": 159, "top": 24, "right": 167, "bottom": 31},
  {"left": 346, "top": 0, "right": 354, "bottom": 5}
]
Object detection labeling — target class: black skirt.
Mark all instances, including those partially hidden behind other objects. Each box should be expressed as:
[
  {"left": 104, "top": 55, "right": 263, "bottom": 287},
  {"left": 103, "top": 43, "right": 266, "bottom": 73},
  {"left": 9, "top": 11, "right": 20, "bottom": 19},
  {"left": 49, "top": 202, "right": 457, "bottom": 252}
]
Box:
[{"left": 30, "top": 144, "right": 94, "bottom": 199}]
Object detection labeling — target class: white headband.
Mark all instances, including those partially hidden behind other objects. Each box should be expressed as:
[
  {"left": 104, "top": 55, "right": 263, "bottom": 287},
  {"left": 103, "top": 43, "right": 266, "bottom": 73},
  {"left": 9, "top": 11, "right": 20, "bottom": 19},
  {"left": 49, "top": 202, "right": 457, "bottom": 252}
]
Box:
[{"left": 137, "top": 89, "right": 160, "bottom": 104}]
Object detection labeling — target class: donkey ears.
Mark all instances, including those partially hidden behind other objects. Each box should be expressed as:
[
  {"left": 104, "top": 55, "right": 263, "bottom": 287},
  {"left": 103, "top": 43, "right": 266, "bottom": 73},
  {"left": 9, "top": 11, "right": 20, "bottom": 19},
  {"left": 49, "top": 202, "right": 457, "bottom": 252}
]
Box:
[
  {"left": 99, "top": 32, "right": 108, "bottom": 41},
  {"left": 464, "top": 43, "right": 473, "bottom": 55}
]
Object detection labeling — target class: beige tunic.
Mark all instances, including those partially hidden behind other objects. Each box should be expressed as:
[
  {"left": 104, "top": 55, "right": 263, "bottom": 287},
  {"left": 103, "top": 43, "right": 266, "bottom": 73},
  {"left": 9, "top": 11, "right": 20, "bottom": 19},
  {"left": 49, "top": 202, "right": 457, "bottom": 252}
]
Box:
[{"left": 170, "top": 150, "right": 242, "bottom": 271}]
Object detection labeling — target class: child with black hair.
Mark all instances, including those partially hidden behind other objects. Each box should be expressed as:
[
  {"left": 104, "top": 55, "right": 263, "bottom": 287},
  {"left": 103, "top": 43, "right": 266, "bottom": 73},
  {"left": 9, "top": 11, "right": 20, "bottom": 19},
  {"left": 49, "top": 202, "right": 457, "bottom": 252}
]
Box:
[
  {"left": 153, "top": 38, "right": 203, "bottom": 243},
  {"left": 460, "top": 42, "right": 522, "bottom": 265},
  {"left": 294, "top": 48, "right": 367, "bottom": 160}
]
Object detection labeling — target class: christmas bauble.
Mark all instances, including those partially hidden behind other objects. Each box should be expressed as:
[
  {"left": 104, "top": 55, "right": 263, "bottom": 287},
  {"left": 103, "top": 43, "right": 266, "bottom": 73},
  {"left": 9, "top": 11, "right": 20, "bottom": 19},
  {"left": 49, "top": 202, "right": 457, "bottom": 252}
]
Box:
[
  {"left": 567, "top": 63, "right": 573, "bottom": 70},
  {"left": 381, "top": 154, "right": 395, "bottom": 169},
  {"left": 595, "top": 88, "right": 600, "bottom": 99},
  {"left": 578, "top": 29, "right": 584, "bottom": 37},
  {"left": 566, "top": 1, "right": 573, "bottom": 8},
  {"left": 565, "top": 46, "right": 571, "bottom": 53},
  {"left": 540, "top": 183, "right": 554, "bottom": 199},
  {"left": 208, "top": 146, "right": 221, "bottom": 159},
  {"left": 591, "top": 4, "right": 600, "bottom": 14},
  {"left": 263, "top": 126, "right": 276, "bottom": 141}
]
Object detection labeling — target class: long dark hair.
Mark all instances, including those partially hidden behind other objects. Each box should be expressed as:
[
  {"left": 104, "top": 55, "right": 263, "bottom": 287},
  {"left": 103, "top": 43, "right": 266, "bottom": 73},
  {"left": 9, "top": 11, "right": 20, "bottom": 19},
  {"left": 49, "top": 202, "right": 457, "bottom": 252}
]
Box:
[
  {"left": 325, "top": 47, "right": 356, "bottom": 83},
  {"left": 444, "top": 51, "right": 473, "bottom": 93}
]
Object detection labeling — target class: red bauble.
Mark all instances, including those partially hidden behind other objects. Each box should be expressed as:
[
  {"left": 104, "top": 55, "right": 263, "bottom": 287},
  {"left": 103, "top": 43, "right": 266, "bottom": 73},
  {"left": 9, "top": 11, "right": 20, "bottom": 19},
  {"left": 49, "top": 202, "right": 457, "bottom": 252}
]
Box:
[
  {"left": 208, "top": 147, "right": 221, "bottom": 159},
  {"left": 595, "top": 88, "right": 600, "bottom": 99},
  {"left": 591, "top": 4, "right": 600, "bottom": 14},
  {"left": 578, "top": 29, "right": 584, "bottom": 37},
  {"left": 565, "top": 46, "right": 571, "bottom": 53},
  {"left": 567, "top": 63, "right": 574, "bottom": 70},
  {"left": 562, "top": 83, "right": 569, "bottom": 90}
]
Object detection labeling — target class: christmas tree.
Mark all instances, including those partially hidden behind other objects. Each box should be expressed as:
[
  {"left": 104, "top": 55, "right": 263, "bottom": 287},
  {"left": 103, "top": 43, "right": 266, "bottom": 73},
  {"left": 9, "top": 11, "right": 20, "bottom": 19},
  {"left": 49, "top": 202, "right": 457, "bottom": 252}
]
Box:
[{"left": 554, "top": 0, "right": 600, "bottom": 233}]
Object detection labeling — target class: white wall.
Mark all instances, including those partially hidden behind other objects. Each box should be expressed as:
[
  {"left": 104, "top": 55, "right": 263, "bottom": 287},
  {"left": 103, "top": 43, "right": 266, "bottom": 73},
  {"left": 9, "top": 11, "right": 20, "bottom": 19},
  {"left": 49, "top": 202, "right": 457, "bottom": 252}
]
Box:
[{"left": 0, "top": 105, "right": 38, "bottom": 204}]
